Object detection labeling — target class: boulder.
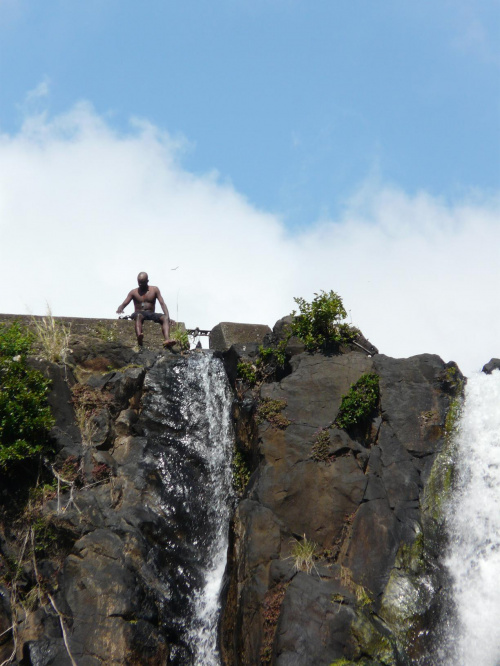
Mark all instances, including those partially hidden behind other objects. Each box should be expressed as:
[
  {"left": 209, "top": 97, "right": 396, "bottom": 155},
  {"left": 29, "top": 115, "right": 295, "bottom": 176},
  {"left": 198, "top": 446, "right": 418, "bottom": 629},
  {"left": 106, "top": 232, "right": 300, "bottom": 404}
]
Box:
[
  {"left": 209, "top": 322, "right": 272, "bottom": 352},
  {"left": 482, "top": 358, "right": 500, "bottom": 374}
]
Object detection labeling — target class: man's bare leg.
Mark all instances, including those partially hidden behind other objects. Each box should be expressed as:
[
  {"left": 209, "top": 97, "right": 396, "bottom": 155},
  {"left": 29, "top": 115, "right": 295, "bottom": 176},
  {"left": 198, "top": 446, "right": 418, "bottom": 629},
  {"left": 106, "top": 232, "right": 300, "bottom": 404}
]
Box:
[
  {"left": 135, "top": 314, "right": 144, "bottom": 346},
  {"left": 160, "top": 315, "right": 176, "bottom": 347}
]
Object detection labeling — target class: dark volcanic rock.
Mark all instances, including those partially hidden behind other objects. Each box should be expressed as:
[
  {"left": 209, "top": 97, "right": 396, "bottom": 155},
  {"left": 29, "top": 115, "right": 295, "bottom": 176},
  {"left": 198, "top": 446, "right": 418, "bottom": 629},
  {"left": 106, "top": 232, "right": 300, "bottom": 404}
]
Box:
[
  {"left": 0, "top": 350, "right": 233, "bottom": 665},
  {"left": 482, "top": 357, "right": 500, "bottom": 374},
  {"left": 0, "top": 316, "right": 462, "bottom": 666},
  {"left": 222, "top": 349, "right": 460, "bottom": 665}
]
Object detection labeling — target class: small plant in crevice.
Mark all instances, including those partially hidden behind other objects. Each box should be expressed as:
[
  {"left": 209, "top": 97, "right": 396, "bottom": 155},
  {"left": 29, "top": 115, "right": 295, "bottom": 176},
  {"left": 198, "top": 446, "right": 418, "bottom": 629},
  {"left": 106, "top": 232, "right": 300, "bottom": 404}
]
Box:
[
  {"left": 94, "top": 321, "right": 118, "bottom": 343},
  {"left": 31, "top": 515, "right": 60, "bottom": 555},
  {"left": 237, "top": 360, "right": 258, "bottom": 387},
  {"left": 289, "top": 534, "right": 318, "bottom": 574},
  {"left": 170, "top": 326, "right": 190, "bottom": 350},
  {"left": 334, "top": 373, "right": 380, "bottom": 430},
  {"left": 441, "top": 363, "right": 465, "bottom": 396},
  {"left": 338, "top": 565, "right": 373, "bottom": 609},
  {"left": 92, "top": 463, "right": 111, "bottom": 482},
  {"left": 311, "top": 428, "right": 331, "bottom": 462},
  {"left": 258, "top": 337, "right": 288, "bottom": 370},
  {"left": 256, "top": 398, "right": 291, "bottom": 429},
  {"left": 260, "top": 582, "right": 288, "bottom": 664},
  {"left": 232, "top": 447, "right": 251, "bottom": 495},
  {"left": 58, "top": 455, "right": 82, "bottom": 484},
  {"left": 70, "top": 383, "right": 113, "bottom": 446}
]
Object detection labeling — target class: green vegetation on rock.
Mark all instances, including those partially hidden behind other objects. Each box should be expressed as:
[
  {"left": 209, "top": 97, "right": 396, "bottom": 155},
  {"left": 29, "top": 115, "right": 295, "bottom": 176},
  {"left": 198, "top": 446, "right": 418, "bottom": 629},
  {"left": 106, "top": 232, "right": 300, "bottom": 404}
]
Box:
[
  {"left": 290, "top": 534, "right": 317, "bottom": 574},
  {"left": 291, "top": 290, "right": 358, "bottom": 351},
  {"left": 258, "top": 338, "right": 288, "bottom": 369},
  {"left": 31, "top": 309, "right": 71, "bottom": 363},
  {"left": 232, "top": 447, "right": 251, "bottom": 495},
  {"left": 0, "top": 322, "right": 55, "bottom": 467},
  {"left": 311, "top": 428, "right": 331, "bottom": 461},
  {"left": 171, "top": 326, "right": 190, "bottom": 350},
  {"left": 256, "top": 398, "right": 291, "bottom": 429},
  {"left": 335, "top": 373, "right": 380, "bottom": 430},
  {"left": 237, "top": 360, "right": 258, "bottom": 386}
]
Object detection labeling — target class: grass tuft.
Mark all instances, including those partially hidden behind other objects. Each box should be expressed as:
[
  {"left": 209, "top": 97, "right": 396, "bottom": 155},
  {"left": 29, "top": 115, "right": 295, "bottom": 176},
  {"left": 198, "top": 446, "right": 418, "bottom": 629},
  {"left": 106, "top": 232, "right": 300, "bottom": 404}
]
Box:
[
  {"left": 290, "top": 534, "right": 317, "bottom": 574},
  {"left": 31, "top": 307, "right": 71, "bottom": 364}
]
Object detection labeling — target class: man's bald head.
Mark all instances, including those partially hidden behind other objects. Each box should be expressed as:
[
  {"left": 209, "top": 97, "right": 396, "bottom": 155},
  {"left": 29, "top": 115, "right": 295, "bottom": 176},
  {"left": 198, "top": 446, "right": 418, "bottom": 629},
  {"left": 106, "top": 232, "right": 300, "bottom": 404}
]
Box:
[{"left": 137, "top": 272, "right": 148, "bottom": 284}]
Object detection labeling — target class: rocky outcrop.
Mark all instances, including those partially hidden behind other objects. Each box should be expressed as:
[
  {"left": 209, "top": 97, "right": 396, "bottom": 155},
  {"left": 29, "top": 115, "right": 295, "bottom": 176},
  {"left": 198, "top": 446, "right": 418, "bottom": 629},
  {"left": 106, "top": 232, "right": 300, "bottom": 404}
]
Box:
[
  {"left": 209, "top": 323, "right": 272, "bottom": 353},
  {"left": 221, "top": 345, "right": 462, "bottom": 665},
  {"left": 0, "top": 315, "right": 463, "bottom": 665},
  {"left": 0, "top": 333, "right": 232, "bottom": 665},
  {"left": 482, "top": 358, "right": 500, "bottom": 374}
]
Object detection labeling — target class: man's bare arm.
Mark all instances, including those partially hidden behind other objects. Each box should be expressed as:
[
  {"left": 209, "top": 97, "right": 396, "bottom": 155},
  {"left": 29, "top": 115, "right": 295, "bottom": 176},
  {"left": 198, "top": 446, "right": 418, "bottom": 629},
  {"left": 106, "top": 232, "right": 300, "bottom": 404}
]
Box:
[
  {"left": 156, "top": 288, "right": 170, "bottom": 319},
  {"left": 116, "top": 291, "right": 134, "bottom": 314}
]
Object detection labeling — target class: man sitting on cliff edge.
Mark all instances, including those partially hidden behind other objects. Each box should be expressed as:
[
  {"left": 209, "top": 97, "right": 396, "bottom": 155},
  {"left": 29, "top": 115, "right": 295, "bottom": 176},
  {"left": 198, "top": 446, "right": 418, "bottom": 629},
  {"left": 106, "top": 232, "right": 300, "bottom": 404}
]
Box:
[{"left": 116, "top": 272, "right": 176, "bottom": 348}]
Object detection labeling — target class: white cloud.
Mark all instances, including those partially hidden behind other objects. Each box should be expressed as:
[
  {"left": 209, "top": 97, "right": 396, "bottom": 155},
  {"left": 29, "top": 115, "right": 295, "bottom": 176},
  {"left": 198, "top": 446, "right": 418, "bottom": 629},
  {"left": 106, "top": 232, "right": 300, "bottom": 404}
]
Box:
[
  {"left": 24, "top": 77, "right": 51, "bottom": 103},
  {"left": 0, "top": 103, "right": 499, "bottom": 376}
]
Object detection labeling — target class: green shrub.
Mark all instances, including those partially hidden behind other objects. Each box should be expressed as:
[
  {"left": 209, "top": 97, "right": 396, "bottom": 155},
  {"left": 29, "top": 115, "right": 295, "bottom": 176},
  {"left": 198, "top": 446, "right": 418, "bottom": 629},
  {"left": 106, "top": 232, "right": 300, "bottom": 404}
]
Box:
[
  {"left": 291, "top": 290, "right": 357, "bottom": 351},
  {"left": 334, "top": 373, "right": 379, "bottom": 430},
  {"left": 258, "top": 338, "right": 288, "bottom": 369},
  {"left": 171, "top": 326, "right": 190, "bottom": 350},
  {"left": 0, "top": 321, "right": 33, "bottom": 357},
  {"left": 232, "top": 448, "right": 251, "bottom": 495},
  {"left": 237, "top": 361, "right": 257, "bottom": 386},
  {"left": 0, "top": 322, "right": 55, "bottom": 467}
]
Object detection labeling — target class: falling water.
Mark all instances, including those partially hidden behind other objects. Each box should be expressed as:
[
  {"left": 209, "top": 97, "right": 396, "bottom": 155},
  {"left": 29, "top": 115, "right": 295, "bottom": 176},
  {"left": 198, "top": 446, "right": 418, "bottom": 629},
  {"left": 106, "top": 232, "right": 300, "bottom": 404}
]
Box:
[
  {"left": 441, "top": 370, "right": 500, "bottom": 665},
  {"left": 181, "top": 353, "right": 234, "bottom": 665},
  {"left": 141, "top": 352, "right": 234, "bottom": 665}
]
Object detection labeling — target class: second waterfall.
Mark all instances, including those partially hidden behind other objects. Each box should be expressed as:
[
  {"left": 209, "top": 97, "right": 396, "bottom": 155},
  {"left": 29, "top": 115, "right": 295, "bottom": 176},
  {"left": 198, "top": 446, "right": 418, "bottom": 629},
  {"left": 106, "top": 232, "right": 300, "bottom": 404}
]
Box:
[{"left": 140, "top": 351, "right": 235, "bottom": 665}]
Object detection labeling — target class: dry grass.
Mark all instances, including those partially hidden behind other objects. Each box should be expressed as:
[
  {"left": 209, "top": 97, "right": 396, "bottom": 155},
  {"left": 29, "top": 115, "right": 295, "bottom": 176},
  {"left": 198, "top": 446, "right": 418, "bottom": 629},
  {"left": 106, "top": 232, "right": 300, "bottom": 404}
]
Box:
[
  {"left": 31, "top": 307, "right": 71, "bottom": 363},
  {"left": 290, "top": 534, "right": 318, "bottom": 574}
]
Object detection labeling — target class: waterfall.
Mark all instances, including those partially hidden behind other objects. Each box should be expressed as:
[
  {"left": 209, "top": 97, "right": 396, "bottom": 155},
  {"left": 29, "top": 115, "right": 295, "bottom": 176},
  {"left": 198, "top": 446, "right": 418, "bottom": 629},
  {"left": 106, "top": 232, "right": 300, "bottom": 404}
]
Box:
[
  {"left": 441, "top": 370, "right": 500, "bottom": 666},
  {"left": 141, "top": 352, "right": 234, "bottom": 665}
]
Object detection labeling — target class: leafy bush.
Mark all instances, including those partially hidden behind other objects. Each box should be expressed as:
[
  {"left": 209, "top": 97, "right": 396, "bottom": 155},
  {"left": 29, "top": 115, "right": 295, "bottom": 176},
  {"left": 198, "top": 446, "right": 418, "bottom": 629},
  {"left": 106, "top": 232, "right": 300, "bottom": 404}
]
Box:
[
  {"left": 237, "top": 361, "right": 257, "bottom": 386},
  {"left": 0, "top": 322, "right": 54, "bottom": 467},
  {"left": 258, "top": 338, "right": 288, "bottom": 369},
  {"left": 291, "top": 290, "right": 357, "bottom": 351},
  {"left": 334, "top": 373, "right": 379, "bottom": 430}
]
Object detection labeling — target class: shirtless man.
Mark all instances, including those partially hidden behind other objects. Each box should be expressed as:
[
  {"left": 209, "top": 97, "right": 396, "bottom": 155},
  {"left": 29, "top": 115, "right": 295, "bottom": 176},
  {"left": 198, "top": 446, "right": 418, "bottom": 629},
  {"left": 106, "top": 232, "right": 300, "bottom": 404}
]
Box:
[{"left": 116, "top": 272, "right": 175, "bottom": 347}]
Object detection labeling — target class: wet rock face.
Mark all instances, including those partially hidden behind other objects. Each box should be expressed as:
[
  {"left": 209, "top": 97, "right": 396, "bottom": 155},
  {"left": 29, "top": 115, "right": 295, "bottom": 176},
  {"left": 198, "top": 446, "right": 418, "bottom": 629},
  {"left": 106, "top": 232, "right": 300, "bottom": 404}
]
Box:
[
  {"left": 0, "top": 349, "right": 232, "bottom": 665},
  {"left": 222, "top": 350, "right": 460, "bottom": 665}
]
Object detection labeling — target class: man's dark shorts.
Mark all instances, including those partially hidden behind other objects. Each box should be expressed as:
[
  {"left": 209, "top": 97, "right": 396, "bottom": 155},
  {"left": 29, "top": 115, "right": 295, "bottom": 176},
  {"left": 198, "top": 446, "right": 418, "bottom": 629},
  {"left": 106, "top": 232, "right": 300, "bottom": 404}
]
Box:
[{"left": 131, "top": 312, "right": 163, "bottom": 323}]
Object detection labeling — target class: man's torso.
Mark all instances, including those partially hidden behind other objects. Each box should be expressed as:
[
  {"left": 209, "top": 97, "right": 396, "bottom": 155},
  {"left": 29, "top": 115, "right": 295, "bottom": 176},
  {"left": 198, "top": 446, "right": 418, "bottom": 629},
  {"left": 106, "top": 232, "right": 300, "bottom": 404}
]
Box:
[{"left": 132, "top": 286, "right": 158, "bottom": 312}]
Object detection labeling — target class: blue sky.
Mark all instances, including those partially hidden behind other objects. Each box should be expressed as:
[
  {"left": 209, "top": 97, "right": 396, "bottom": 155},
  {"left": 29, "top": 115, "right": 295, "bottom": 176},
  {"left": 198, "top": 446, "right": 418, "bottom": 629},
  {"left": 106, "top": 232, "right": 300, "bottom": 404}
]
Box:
[
  {"left": 2, "top": 0, "right": 499, "bottom": 224},
  {"left": 1, "top": 0, "right": 499, "bottom": 374}
]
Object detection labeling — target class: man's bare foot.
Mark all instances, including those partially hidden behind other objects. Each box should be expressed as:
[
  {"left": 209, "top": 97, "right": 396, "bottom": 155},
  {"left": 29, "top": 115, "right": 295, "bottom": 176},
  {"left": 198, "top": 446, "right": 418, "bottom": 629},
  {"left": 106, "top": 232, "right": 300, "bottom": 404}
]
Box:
[
  {"left": 163, "top": 339, "right": 177, "bottom": 348},
  {"left": 137, "top": 334, "right": 144, "bottom": 346}
]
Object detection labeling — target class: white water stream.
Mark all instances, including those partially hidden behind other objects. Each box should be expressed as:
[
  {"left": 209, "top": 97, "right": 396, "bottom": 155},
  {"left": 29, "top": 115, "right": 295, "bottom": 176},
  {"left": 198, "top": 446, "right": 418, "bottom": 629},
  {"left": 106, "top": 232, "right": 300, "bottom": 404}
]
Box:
[
  {"left": 145, "top": 352, "right": 234, "bottom": 665},
  {"left": 441, "top": 370, "right": 500, "bottom": 665},
  {"left": 181, "top": 353, "right": 234, "bottom": 665}
]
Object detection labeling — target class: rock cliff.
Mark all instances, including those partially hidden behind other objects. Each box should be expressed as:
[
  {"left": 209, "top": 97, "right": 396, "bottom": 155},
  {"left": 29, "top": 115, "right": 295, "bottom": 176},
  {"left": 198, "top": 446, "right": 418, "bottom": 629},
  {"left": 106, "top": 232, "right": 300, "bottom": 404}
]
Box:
[
  {"left": 219, "top": 325, "right": 462, "bottom": 665},
  {"left": 0, "top": 315, "right": 463, "bottom": 665}
]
